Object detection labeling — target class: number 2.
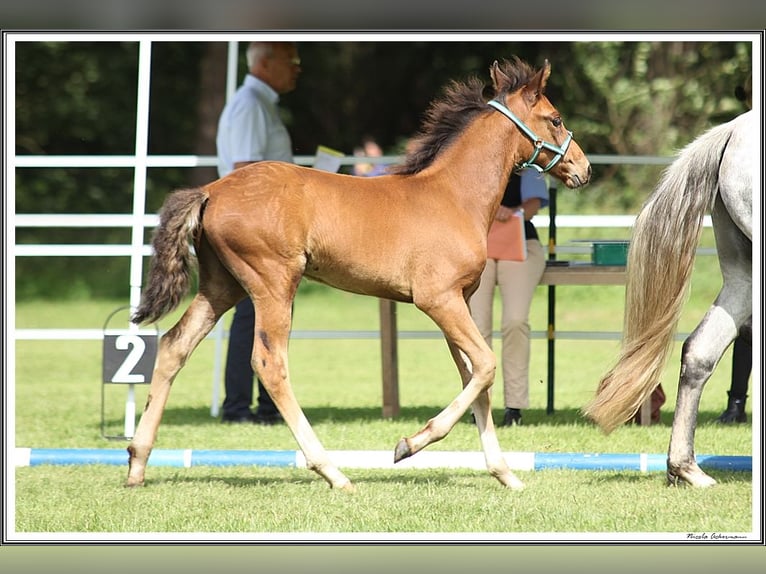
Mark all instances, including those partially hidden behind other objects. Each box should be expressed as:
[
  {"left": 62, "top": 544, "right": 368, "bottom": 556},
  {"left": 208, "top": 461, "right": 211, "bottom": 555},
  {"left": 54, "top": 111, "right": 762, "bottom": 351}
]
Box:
[{"left": 111, "top": 334, "right": 147, "bottom": 383}]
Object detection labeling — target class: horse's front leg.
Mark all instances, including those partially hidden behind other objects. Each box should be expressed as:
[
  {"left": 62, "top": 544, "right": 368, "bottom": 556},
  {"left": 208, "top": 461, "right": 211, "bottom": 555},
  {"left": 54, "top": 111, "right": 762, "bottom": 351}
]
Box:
[
  {"left": 126, "top": 295, "right": 220, "bottom": 486},
  {"left": 395, "top": 293, "right": 523, "bottom": 489},
  {"left": 667, "top": 304, "right": 738, "bottom": 488},
  {"left": 448, "top": 340, "right": 524, "bottom": 489}
]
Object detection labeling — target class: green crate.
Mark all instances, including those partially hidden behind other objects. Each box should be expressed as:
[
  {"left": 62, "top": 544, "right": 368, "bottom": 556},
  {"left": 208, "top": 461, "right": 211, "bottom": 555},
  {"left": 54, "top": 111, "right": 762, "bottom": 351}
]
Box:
[{"left": 591, "top": 241, "right": 629, "bottom": 266}]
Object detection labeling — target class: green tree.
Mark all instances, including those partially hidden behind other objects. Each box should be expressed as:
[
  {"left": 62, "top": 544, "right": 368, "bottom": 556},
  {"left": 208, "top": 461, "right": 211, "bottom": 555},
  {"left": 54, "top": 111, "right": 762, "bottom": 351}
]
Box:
[
  {"left": 16, "top": 42, "right": 138, "bottom": 298},
  {"left": 557, "top": 41, "right": 749, "bottom": 210}
]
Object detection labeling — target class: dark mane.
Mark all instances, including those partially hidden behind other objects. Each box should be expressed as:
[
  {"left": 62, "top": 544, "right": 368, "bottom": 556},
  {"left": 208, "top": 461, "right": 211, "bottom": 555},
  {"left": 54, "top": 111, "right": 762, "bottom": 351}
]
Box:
[{"left": 390, "top": 57, "right": 538, "bottom": 176}]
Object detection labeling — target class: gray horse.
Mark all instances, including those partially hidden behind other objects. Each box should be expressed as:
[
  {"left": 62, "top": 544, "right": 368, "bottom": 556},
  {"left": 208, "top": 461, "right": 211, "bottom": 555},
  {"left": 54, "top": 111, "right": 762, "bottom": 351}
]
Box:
[{"left": 585, "top": 110, "right": 754, "bottom": 487}]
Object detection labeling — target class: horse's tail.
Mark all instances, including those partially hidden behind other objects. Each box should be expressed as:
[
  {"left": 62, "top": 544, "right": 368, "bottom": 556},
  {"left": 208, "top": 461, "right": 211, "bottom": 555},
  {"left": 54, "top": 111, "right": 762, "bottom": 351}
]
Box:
[
  {"left": 131, "top": 187, "right": 209, "bottom": 325},
  {"left": 583, "top": 121, "right": 735, "bottom": 433}
]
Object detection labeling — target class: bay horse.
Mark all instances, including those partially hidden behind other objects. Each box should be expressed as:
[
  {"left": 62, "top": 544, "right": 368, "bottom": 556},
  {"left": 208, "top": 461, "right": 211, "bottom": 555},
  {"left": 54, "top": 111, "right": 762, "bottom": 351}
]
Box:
[
  {"left": 127, "top": 57, "right": 591, "bottom": 491},
  {"left": 584, "top": 110, "right": 754, "bottom": 487}
]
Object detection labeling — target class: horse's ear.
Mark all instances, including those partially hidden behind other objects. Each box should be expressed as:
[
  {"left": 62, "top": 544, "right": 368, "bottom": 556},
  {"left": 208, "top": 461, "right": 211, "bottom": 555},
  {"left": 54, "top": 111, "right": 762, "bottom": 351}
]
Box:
[
  {"left": 489, "top": 60, "right": 510, "bottom": 93},
  {"left": 522, "top": 59, "right": 551, "bottom": 105}
]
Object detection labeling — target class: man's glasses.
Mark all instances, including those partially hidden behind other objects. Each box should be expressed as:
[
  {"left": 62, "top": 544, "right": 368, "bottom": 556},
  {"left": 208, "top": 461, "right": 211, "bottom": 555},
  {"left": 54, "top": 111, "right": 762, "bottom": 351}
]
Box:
[{"left": 273, "top": 54, "right": 301, "bottom": 66}]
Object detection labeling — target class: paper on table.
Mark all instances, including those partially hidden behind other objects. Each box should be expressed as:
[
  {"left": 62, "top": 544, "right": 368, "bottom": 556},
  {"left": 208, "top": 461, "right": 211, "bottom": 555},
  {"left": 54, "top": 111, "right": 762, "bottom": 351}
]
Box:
[
  {"left": 313, "top": 145, "right": 344, "bottom": 173},
  {"left": 486, "top": 209, "right": 527, "bottom": 261}
]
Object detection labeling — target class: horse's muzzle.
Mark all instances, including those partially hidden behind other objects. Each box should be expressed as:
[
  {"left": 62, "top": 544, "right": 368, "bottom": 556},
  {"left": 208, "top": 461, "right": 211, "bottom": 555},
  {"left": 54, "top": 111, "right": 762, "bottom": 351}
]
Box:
[{"left": 569, "top": 163, "right": 592, "bottom": 188}]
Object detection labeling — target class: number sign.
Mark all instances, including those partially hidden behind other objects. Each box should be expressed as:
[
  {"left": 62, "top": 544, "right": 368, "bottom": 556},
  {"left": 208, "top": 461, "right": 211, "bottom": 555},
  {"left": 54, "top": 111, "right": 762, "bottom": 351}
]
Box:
[{"left": 102, "top": 333, "right": 157, "bottom": 384}]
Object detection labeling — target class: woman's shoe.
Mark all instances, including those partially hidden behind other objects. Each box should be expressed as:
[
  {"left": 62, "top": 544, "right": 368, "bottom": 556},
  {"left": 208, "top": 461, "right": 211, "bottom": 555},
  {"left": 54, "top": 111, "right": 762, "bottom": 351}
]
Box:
[{"left": 502, "top": 407, "right": 522, "bottom": 426}]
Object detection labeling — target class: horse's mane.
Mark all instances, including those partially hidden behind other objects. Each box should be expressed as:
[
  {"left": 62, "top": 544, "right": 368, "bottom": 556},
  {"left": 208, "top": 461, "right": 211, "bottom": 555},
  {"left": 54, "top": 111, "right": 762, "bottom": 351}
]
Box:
[{"left": 390, "top": 57, "right": 537, "bottom": 176}]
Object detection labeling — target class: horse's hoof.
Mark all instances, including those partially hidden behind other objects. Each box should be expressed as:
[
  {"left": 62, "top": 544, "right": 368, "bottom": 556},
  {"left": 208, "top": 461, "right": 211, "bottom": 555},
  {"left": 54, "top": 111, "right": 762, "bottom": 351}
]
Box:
[
  {"left": 335, "top": 481, "right": 356, "bottom": 493},
  {"left": 501, "top": 474, "right": 525, "bottom": 490},
  {"left": 394, "top": 438, "right": 412, "bottom": 463},
  {"left": 667, "top": 466, "right": 717, "bottom": 488},
  {"left": 683, "top": 471, "right": 717, "bottom": 488},
  {"left": 125, "top": 464, "right": 145, "bottom": 488}
]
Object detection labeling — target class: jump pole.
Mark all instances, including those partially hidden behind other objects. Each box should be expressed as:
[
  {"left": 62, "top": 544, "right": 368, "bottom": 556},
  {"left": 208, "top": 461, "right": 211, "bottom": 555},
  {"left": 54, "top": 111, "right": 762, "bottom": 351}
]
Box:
[{"left": 14, "top": 448, "right": 751, "bottom": 473}]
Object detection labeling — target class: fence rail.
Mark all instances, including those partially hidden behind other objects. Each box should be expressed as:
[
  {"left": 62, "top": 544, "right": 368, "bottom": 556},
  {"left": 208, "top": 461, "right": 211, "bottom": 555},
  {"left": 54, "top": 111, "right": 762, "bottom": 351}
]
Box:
[{"left": 13, "top": 212, "right": 714, "bottom": 257}]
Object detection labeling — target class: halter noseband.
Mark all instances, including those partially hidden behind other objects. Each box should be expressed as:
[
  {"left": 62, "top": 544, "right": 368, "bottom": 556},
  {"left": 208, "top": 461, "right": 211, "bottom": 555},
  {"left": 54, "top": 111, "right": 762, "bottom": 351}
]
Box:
[{"left": 488, "top": 98, "right": 573, "bottom": 173}]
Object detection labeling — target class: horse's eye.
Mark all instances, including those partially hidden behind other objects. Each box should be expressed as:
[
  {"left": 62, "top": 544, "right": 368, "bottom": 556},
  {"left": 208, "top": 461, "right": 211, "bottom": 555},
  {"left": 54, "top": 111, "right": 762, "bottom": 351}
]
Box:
[{"left": 552, "top": 117, "right": 562, "bottom": 128}]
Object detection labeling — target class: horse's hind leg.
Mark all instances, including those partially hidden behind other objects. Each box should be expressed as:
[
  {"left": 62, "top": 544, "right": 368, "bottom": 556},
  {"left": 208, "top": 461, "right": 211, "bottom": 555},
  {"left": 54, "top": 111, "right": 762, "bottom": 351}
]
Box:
[
  {"left": 395, "top": 292, "right": 522, "bottom": 489},
  {"left": 253, "top": 284, "right": 353, "bottom": 491},
  {"left": 126, "top": 235, "right": 242, "bottom": 487},
  {"left": 667, "top": 305, "right": 739, "bottom": 488},
  {"left": 668, "top": 198, "right": 751, "bottom": 487},
  {"left": 126, "top": 293, "right": 225, "bottom": 486}
]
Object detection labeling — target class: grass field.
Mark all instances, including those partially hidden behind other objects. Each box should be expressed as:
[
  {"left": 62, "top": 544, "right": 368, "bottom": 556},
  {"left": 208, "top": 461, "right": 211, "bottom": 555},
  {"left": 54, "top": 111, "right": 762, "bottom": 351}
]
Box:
[{"left": 9, "top": 226, "right": 758, "bottom": 539}]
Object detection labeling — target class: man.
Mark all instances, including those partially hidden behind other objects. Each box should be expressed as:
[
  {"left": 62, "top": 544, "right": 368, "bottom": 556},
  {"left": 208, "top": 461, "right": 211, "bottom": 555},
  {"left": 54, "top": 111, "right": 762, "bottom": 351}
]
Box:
[{"left": 216, "top": 41, "right": 301, "bottom": 424}]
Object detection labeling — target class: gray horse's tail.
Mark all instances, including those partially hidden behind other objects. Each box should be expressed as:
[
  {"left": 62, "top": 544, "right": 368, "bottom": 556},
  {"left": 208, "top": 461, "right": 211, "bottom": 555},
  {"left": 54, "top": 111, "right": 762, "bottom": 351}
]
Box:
[
  {"left": 583, "top": 121, "right": 736, "bottom": 433},
  {"left": 131, "top": 187, "right": 209, "bottom": 325}
]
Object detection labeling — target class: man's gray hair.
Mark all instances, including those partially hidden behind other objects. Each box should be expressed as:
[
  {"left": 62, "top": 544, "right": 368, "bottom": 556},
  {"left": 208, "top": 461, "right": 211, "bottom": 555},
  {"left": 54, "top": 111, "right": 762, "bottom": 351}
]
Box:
[{"left": 246, "top": 42, "right": 274, "bottom": 69}]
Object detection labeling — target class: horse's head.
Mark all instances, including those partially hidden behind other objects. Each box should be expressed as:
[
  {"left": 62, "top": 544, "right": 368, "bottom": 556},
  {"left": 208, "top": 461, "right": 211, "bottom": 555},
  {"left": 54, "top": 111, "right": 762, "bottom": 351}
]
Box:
[{"left": 489, "top": 59, "right": 591, "bottom": 189}]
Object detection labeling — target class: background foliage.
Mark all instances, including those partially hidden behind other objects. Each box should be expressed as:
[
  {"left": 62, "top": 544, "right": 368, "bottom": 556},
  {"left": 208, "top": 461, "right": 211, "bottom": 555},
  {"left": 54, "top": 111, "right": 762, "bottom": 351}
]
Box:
[{"left": 14, "top": 38, "right": 751, "bottom": 299}]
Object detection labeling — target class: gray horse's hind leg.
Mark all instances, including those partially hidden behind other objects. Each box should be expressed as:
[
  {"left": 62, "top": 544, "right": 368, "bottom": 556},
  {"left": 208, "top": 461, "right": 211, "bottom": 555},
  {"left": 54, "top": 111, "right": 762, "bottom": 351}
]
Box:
[
  {"left": 667, "top": 195, "right": 751, "bottom": 487},
  {"left": 667, "top": 305, "right": 738, "bottom": 487}
]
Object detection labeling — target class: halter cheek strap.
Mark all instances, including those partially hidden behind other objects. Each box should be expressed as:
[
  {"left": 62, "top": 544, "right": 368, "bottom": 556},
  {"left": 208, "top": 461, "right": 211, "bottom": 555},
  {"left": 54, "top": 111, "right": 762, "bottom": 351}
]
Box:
[{"left": 488, "top": 98, "right": 573, "bottom": 173}]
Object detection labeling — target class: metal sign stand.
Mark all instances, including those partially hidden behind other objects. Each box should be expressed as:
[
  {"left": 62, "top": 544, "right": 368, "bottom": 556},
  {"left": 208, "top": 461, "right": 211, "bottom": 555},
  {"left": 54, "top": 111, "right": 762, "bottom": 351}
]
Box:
[{"left": 101, "top": 40, "right": 156, "bottom": 441}]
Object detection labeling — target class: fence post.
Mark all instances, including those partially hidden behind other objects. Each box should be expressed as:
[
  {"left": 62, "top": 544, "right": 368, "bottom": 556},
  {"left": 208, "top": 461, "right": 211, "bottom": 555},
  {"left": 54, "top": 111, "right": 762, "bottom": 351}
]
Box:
[
  {"left": 124, "top": 39, "right": 153, "bottom": 438},
  {"left": 379, "top": 299, "right": 399, "bottom": 417}
]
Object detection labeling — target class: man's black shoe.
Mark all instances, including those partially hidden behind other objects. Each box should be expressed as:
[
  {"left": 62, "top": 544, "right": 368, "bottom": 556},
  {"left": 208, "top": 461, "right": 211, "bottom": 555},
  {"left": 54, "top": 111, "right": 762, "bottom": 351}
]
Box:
[
  {"left": 221, "top": 411, "right": 284, "bottom": 425},
  {"left": 252, "top": 410, "right": 284, "bottom": 425},
  {"left": 221, "top": 412, "right": 257, "bottom": 424}
]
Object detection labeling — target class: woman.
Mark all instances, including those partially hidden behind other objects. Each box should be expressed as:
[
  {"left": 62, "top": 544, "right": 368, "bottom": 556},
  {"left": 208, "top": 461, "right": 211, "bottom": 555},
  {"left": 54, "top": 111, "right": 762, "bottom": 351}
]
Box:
[{"left": 469, "top": 168, "right": 548, "bottom": 426}]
